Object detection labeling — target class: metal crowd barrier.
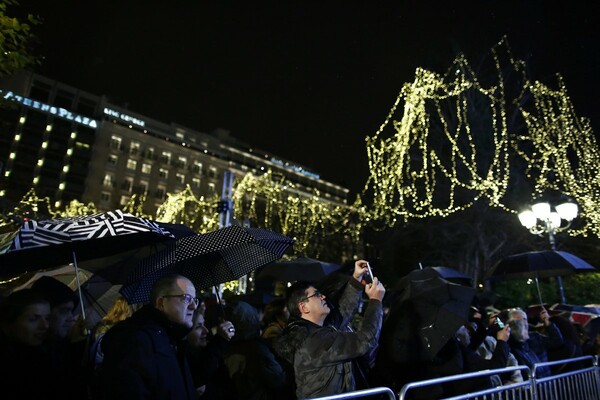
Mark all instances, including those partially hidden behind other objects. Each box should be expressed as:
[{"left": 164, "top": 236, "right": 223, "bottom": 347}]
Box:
[
  {"left": 311, "top": 356, "right": 600, "bottom": 400},
  {"left": 396, "top": 355, "right": 600, "bottom": 400},
  {"left": 397, "top": 365, "right": 533, "bottom": 400},
  {"left": 532, "top": 355, "right": 600, "bottom": 400},
  {"left": 308, "top": 386, "right": 397, "bottom": 400}
]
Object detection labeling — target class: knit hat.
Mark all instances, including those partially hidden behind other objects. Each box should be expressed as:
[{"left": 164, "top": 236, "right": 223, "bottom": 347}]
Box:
[{"left": 31, "top": 276, "right": 79, "bottom": 309}]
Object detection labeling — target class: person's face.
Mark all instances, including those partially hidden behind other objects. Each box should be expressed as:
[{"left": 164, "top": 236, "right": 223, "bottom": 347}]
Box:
[
  {"left": 49, "top": 301, "right": 75, "bottom": 339},
  {"left": 299, "top": 286, "right": 329, "bottom": 318},
  {"left": 509, "top": 312, "right": 529, "bottom": 342},
  {"left": 157, "top": 278, "right": 197, "bottom": 328},
  {"left": 187, "top": 313, "right": 209, "bottom": 348},
  {"left": 5, "top": 303, "right": 51, "bottom": 346}
]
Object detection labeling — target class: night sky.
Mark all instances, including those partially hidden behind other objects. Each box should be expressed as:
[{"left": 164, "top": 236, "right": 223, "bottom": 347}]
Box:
[{"left": 20, "top": 1, "right": 600, "bottom": 197}]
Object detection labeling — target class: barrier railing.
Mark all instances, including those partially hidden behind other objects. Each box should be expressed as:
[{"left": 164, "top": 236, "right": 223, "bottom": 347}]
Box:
[
  {"left": 311, "top": 356, "right": 600, "bottom": 400},
  {"left": 532, "top": 356, "right": 600, "bottom": 400},
  {"left": 308, "top": 386, "right": 397, "bottom": 400},
  {"left": 397, "top": 365, "right": 533, "bottom": 400}
]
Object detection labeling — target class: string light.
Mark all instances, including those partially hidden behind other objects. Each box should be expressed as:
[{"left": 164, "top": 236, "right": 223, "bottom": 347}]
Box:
[{"left": 361, "top": 37, "right": 600, "bottom": 238}]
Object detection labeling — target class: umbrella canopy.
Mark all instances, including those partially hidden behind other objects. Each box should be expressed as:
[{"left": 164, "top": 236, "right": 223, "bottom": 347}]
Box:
[
  {"left": 0, "top": 265, "right": 120, "bottom": 323},
  {"left": 255, "top": 257, "right": 341, "bottom": 282},
  {"left": 120, "top": 225, "right": 295, "bottom": 304},
  {"left": 383, "top": 270, "right": 475, "bottom": 362},
  {"left": 0, "top": 210, "right": 179, "bottom": 277},
  {"left": 487, "top": 250, "right": 596, "bottom": 305},
  {"left": 487, "top": 250, "right": 596, "bottom": 281},
  {"left": 0, "top": 210, "right": 192, "bottom": 319}
]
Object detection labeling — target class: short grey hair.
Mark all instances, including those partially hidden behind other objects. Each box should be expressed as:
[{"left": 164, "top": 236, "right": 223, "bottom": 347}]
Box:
[{"left": 150, "top": 274, "right": 185, "bottom": 304}]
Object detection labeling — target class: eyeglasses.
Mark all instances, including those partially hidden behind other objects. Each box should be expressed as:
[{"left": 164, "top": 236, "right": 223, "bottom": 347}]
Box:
[
  {"left": 163, "top": 294, "right": 199, "bottom": 307},
  {"left": 301, "top": 290, "right": 322, "bottom": 303}
]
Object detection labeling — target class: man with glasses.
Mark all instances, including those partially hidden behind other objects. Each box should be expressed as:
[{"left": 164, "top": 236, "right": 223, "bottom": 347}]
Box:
[
  {"left": 96, "top": 274, "right": 210, "bottom": 399},
  {"left": 273, "top": 260, "right": 385, "bottom": 399}
]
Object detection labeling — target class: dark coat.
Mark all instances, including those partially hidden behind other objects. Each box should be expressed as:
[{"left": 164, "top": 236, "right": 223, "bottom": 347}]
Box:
[
  {"left": 224, "top": 301, "right": 286, "bottom": 400},
  {"left": 0, "top": 335, "right": 53, "bottom": 400},
  {"left": 274, "top": 278, "right": 383, "bottom": 399},
  {"left": 96, "top": 305, "right": 196, "bottom": 400},
  {"left": 508, "top": 323, "right": 563, "bottom": 379}
]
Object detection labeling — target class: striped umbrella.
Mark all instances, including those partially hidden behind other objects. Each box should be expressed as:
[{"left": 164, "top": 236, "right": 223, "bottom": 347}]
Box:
[
  {"left": 120, "top": 225, "right": 295, "bottom": 304},
  {"left": 0, "top": 210, "right": 178, "bottom": 319}
]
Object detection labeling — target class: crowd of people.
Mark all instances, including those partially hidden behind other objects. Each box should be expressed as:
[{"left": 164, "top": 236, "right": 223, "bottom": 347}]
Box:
[{"left": 0, "top": 260, "right": 598, "bottom": 399}]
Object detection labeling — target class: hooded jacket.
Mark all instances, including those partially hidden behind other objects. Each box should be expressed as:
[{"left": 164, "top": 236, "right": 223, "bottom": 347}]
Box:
[{"left": 273, "top": 278, "right": 383, "bottom": 399}]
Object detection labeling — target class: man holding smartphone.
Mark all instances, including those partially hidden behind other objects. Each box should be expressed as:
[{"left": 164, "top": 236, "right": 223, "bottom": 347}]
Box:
[{"left": 273, "top": 259, "right": 385, "bottom": 399}]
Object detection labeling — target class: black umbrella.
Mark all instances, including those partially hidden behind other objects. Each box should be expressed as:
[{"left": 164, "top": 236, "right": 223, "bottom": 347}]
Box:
[
  {"left": 0, "top": 210, "right": 192, "bottom": 318},
  {"left": 385, "top": 271, "right": 475, "bottom": 362},
  {"left": 120, "top": 225, "right": 295, "bottom": 304},
  {"left": 486, "top": 250, "right": 597, "bottom": 303},
  {"left": 0, "top": 210, "right": 181, "bottom": 276},
  {"left": 255, "top": 257, "right": 341, "bottom": 282}
]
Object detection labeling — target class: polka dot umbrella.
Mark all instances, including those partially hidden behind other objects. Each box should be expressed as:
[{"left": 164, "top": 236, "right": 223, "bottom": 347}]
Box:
[{"left": 120, "top": 225, "right": 295, "bottom": 304}]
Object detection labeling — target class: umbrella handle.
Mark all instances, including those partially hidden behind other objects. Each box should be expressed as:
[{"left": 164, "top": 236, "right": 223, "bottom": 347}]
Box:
[
  {"left": 71, "top": 250, "right": 87, "bottom": 323},
  {"left": 534, "top": 275, "right": 543, "bottom": 305}
]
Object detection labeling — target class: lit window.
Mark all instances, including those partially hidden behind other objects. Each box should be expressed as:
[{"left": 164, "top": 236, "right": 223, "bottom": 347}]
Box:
[
  {"left": 14, "top": 134, "right": 20, "bottom": 141},
  {"left": 192, "top": 177, "right": 200, "bottom": 188},
  {"left": 177, "top": 156, "right": 187, "bottom": 168},
  {"left": 120, "top": 195, "right": 130, "bottom": 206},
  {"left": 130, "top": 142, "right": 140, "bottom": 155},
  {"left": 126, "top": 159, "right": 137, "bottom": 171},
  {"left": 63, "top": 165, "right": 70, "bottom": 173},
  {"left": 103, "top": 174, "right": 113, "bottom": 187},
  {"left": 193, "top": 161, "right": 203, "bottom": 174},
  {"left": 176, "top": 173, "right": 185, "bottom": 184},
  {"left": 142, "top": 163, "right": 152, "bottom": 174},
  {"left": 70, "top": 132, "right": 77, "bottom": 139},
  {"left": 159, "top": 168, "right": 168, "bottom": 179},
  {"left": 110, "top": 136, "right": 122, "bottom": 150},
  {"left": 19, "top": 116, "right": 25, "bottom": 124},
  {"left": 108, "top": 155, "right": 118, "bottom": 165},
  {"left": 208, "top": 182, "right": 216, "bottom": 193},
  {"left": 100, "top": 192, "right": 111, "bottom": 202},
  {"left": 208, "top": 166, "right": 218, "bottom": 178},
  {"left": 161, "top": 151, "right": 171, "bottom": 164},
  {"left": 59, "top": 182, "right": 66, "bottom": 190}
]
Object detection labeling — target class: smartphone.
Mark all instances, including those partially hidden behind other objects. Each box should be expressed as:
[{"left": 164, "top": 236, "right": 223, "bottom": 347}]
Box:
[
  {"left": 364, "top": 262, "right": 374, "bottom": 284},
  {"left": 495, "top": 317, "right": 505, "bottom": 329}
]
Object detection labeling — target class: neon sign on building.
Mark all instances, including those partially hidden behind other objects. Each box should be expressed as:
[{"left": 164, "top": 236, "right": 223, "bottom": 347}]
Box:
[
  {"left": 0, "top": 89, "right": 98, "bottom": 128},
  {"left": 103, "top": 107, "right": 146, "bottom": 127}
]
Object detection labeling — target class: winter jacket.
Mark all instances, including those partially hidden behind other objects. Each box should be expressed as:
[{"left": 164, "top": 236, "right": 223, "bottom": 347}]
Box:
[
  {"left": 95, "top": 305, "right": 197, "bottom": 400},
  {"left": 224, "top": 301, "right": 286, "bottom": 400},
  {"left": 274, "top": 278, "right": 383, "bottom": 399},
  {"left": 508, "top": 322, "right": 563, "bottom": 379}
]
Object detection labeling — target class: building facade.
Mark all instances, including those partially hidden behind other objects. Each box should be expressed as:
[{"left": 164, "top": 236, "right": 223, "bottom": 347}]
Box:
[{"left": 0, "top": 72, "right": 349, "bottom": 218}]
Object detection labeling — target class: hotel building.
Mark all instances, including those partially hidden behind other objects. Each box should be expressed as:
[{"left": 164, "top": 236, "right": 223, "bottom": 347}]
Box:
[{"left": 0, "top": 72, "right": 349, "bottom": 218}]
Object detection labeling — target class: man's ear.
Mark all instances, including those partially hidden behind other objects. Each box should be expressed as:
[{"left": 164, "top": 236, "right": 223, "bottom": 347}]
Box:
[
  {"left": 155, "top": 297, "right": 165, "bottom": 311},
  {"left": 297, "top": 301, "right": 309, "bottom": 315}
]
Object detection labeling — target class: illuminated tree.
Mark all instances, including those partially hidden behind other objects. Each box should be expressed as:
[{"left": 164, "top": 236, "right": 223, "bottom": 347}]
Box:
[
  {"left": 362, "top": 37, "right": 600, "bottom": 281},
  {"left": 233, "top": 171, "right": 364, "bottom": 261}
]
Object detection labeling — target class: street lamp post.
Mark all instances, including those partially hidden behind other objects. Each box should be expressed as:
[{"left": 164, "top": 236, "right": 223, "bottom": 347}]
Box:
[{"left": 517, "top": 200, "right": 578, "bottom": 304}]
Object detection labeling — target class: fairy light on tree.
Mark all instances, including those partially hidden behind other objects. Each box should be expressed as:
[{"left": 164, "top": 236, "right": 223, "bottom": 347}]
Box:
[{"left": 362, "top": 37, "right": 600, "bottom": 239}]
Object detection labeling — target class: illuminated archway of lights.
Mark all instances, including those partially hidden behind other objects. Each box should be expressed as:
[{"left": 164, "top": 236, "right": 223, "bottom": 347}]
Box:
[
  {"left": 154, "top": 185, "right": 221, "bottom": 234},
  {"left": 362, "top": 37, "right": 600, "bottom": 237}
]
